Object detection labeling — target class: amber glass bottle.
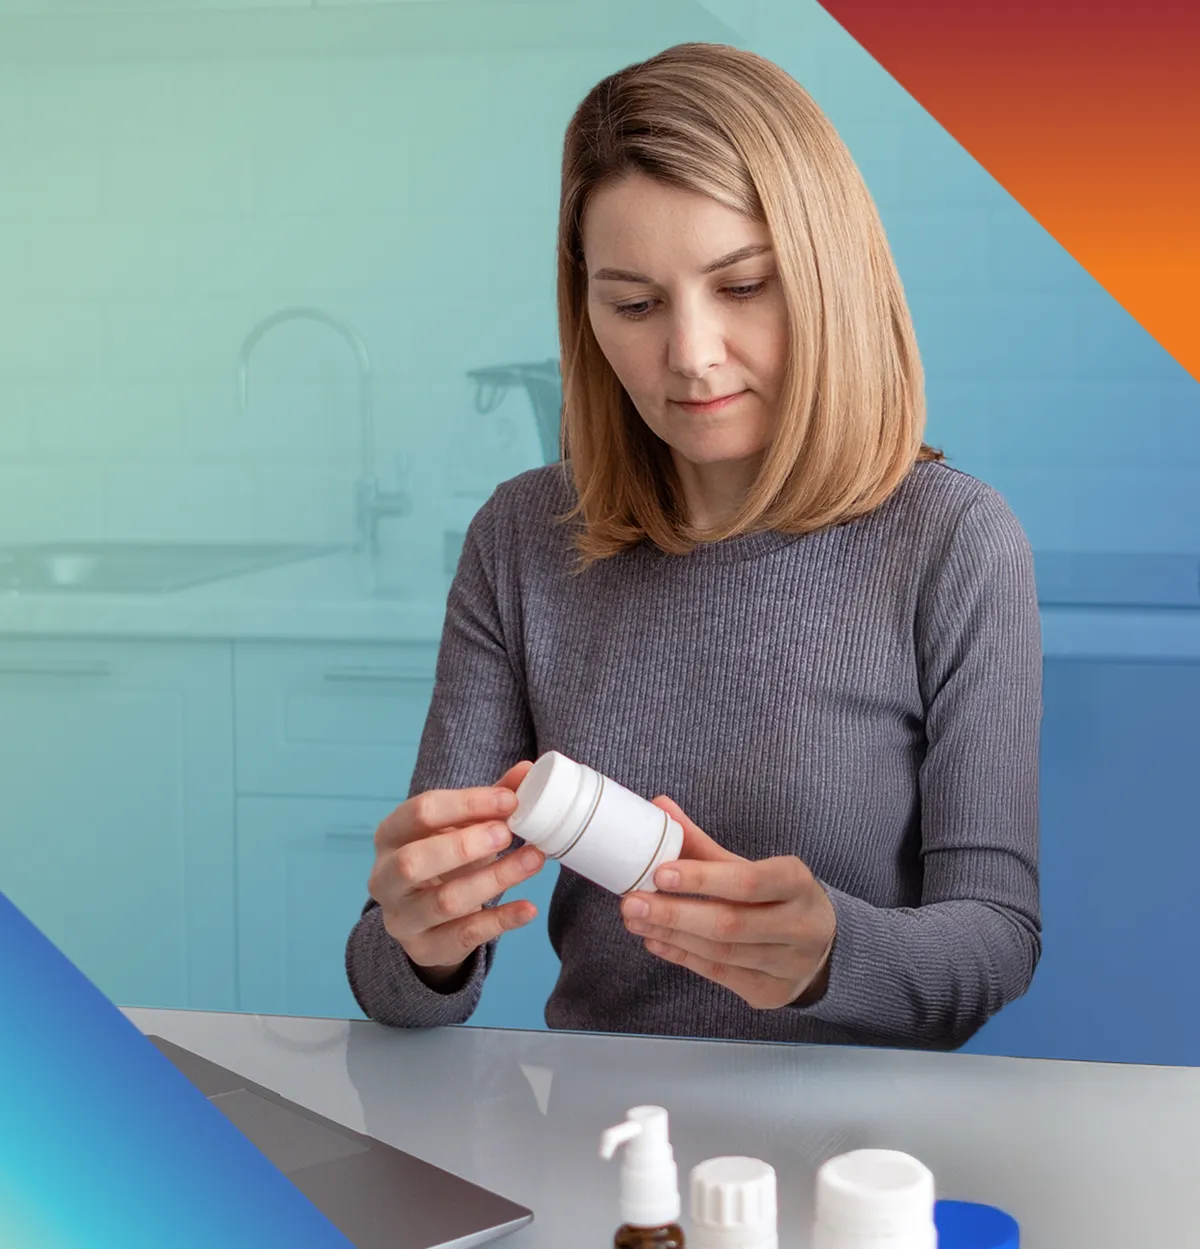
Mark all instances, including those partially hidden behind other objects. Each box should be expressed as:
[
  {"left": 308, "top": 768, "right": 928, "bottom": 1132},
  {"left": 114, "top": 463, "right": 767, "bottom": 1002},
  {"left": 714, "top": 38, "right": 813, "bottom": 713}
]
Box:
[{"left": 614, "top": 1222, "right": 687, "bottom": 1248}]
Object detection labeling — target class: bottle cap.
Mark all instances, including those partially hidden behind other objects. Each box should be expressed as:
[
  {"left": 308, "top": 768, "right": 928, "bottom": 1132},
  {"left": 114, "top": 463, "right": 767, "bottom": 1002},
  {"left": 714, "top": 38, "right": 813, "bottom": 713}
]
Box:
[
  {"left": 934, "top": 1200, "right": 1020, "bottom": 1247},
  {"left": 509, "top": 751, "right": 577, "bottom": 845},
  {"left": 600, "top": 1105, "right": 681, "bottom": 1228},
  {"left": 690, "top": 1156, "right": 778, "bottom": 1249},
  {"left": 814, "top": 1149, "right": 936, "bottom": 1248}
]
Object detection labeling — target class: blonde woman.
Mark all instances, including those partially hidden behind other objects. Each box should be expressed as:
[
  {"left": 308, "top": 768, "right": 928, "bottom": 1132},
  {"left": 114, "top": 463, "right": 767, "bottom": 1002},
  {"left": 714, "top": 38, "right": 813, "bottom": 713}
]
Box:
[{"left": 345, "top": 43, "right": 1042, "bottom": 1051}]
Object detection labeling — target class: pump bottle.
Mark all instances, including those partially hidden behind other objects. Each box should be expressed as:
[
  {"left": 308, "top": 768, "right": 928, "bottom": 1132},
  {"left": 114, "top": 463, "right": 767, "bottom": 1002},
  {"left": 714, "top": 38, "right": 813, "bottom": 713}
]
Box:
[{"left": 600, "top": 1106, "right": 686, "bottom": 1247}]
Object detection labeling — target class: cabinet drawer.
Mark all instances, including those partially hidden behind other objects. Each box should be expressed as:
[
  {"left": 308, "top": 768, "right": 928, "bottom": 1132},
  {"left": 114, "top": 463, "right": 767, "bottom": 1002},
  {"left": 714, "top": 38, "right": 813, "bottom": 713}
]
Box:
[
  {"left": 235, "top": 792, "right": 560, "bottom": 1028},
  {"left": 236, "top": 794, "right": 394, "bottom": 1020},
  {"left": 0, "top": 637, "right": 236, "bottom": 1012},
  {"left": 235, "top": 641, "right": 437, "bottom": 799}
]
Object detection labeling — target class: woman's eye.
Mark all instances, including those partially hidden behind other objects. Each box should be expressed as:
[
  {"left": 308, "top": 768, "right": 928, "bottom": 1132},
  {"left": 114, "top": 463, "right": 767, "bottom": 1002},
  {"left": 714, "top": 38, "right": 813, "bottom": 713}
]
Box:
[
  {"left": 613, "top": 280, "right": 768, "bottom": 321},
  {"left": 726, "top": 281, "right": 767, "bottom": 300}
]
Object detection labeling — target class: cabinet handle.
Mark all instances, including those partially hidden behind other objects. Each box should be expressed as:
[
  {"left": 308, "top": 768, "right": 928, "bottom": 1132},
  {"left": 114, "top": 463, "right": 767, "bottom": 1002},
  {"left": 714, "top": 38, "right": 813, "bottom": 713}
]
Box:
[
  {"left": 323, "top": 666, "right": 426, "bottom": 684},
  {"left": 0, "top": 661, "right": 113, "bottom": 678},
  {"left": 325, "top": 824, "right": 377, "bottom": 842}
]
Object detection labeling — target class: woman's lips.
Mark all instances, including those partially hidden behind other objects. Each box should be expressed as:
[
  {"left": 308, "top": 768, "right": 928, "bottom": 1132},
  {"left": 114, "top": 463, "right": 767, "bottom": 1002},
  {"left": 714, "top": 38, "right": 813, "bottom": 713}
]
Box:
[{"left": 671, "top": 390, "right": 746, "bottom": 414}]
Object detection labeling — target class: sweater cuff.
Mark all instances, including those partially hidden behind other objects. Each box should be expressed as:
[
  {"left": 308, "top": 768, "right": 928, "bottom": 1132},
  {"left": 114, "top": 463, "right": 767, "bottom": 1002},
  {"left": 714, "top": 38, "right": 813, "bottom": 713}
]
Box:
[
  {"left": 346, "top": 904, "right": 489, "bottom": 1029},
  {"left": 785, "top": 884, "right": 930, "bottom": 1043},
  {"left": 785, "top": 885, "right": 874, "bottom": 1027},
  {"left": 784, "top": 883, "right": 1004, "bottom": 1050}
]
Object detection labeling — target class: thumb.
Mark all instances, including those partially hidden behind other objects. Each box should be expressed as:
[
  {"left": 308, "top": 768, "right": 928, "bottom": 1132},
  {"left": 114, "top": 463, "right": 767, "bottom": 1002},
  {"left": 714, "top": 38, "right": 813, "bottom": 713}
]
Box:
[
  {"left": 651, "top": 795, "right": 742, "bottom": 863},
  {"left": 495, "top": 759, "right": 535, "bottom": 793}
]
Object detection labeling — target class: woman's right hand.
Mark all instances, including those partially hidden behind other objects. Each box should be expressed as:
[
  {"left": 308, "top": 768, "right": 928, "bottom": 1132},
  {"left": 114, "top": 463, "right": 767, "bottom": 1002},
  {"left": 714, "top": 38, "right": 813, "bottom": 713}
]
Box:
[{"left": 368, "top": 761, "right": 544, "bottom": 990}]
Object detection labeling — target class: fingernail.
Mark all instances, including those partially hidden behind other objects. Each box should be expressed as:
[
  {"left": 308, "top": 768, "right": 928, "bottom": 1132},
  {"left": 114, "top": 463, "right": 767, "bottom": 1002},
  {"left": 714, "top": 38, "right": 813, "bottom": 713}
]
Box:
[
  {"left": 520, "top": 847, "right": 542, "bottom": 870},
  {"left": 624, "top": 897, "right": 649, "bottom": 919},
  {"left": 655, "top": 868, "right": 681, "bottom": 890},
  {"left": 488, "top": 824, "right": 510, "bottom": 848}
]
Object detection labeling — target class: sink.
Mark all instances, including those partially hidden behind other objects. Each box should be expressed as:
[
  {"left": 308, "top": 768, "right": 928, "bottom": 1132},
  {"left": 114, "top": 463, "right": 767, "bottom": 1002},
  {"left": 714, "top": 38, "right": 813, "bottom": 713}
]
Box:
[{"left": 0, "top": 542, "right": 344, "bottom": 595}]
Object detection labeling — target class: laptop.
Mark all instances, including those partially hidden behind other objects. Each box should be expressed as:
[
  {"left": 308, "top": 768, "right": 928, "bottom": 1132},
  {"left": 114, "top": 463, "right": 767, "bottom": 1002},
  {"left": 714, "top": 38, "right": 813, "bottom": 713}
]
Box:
[{"left": 147, "top": 1034, "right": 534, "bottom": 1249}]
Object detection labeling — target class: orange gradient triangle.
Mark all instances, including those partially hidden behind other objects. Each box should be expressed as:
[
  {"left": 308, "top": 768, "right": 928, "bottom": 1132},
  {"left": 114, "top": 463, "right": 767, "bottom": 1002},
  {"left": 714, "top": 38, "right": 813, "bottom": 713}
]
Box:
[{"left": 817, "top": 0, "right": 1200, "bottom": 383}]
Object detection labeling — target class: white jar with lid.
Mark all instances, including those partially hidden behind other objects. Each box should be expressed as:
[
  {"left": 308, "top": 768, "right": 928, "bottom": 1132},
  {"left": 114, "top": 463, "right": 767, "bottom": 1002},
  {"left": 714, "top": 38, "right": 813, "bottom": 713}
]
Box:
[
  {"left": 812, "top": 1149, "right": 937, "bottom": 1249},
  {"left": 690, "top": 1155, "right": 778, "bottom": 1249},
  {"left": 508, "top": 751, "right": 684, "bottom": 896}
]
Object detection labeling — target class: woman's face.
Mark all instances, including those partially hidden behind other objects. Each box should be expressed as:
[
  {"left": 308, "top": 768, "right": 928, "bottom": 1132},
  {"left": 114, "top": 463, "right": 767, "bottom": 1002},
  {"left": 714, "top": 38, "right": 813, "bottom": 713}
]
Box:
[{"left": 583, "top": 172, "right": 788, "bottom": 473}]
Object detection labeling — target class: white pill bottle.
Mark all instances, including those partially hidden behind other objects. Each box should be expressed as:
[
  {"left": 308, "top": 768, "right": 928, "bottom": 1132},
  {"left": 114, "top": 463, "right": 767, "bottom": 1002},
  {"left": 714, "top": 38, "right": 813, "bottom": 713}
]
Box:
[
  {"left": 508, "top": 751, "right": 684, "bottom": 896},
  {"left": 812, "top": 1150, "right": 937, "bottom": 1249}
]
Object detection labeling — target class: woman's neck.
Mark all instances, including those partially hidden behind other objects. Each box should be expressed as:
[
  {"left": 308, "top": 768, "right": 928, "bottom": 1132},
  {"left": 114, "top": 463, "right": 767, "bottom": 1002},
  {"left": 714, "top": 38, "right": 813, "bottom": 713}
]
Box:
[{"left": 671, "top": 450, "right": 764, "bottom": 534}]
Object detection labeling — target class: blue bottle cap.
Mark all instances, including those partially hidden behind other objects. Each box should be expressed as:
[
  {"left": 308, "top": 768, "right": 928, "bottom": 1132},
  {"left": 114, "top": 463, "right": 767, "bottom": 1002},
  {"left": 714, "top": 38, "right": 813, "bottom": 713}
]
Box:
[{"left": 934, "top": 1199, "right": 1019, "bottom": 1248}]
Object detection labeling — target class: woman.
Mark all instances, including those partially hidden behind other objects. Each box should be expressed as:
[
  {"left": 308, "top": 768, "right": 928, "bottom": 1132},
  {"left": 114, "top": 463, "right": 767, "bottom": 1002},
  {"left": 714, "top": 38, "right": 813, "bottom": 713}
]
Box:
[{"left": 345, "top": 42, "right": 1042, "bottom": 1051}]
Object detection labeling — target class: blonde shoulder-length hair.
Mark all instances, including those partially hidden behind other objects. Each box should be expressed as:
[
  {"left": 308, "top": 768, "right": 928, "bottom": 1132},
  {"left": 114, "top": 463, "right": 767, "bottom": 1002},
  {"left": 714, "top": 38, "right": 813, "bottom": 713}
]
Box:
[{"left": 555, "top": 41, "right": 943, "bottom": 568}]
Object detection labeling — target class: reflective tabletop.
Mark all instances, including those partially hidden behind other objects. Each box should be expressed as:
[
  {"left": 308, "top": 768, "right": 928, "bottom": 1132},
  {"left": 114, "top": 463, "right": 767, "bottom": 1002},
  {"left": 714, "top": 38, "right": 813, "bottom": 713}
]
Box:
[{"left": 122, "top": 1007, "right": 1200, "bottom": 1248}]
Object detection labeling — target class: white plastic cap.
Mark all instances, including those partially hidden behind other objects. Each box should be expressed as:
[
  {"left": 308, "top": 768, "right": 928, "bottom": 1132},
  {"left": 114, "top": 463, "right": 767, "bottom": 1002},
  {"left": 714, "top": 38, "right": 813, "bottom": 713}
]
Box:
[
  {"left": 813, "top": 1150, "right": 936, "bottom": 1249},
  {"left": 599, "top": 1105, "right": 680, "bottom": 1227},
  {"left": 509, "top": 751, "right": 577, "bottom": 845},
  {"left": 690, "top": 1156, "right": 778, "bottom": 1249}
]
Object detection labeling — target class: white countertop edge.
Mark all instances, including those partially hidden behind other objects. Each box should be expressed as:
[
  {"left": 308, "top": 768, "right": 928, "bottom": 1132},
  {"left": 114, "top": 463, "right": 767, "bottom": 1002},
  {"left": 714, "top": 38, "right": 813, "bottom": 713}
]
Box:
[
  {"left": 0, "top": 550, "right": 452, "bottom": 644},
  {"left": 0, "top": 601, "right": 449, "bottom": 644}
]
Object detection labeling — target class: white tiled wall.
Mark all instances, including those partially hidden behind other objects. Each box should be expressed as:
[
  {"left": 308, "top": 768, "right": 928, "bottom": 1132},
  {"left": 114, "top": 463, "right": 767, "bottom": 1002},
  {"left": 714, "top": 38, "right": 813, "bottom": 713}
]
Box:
[
  {"left": 0, "top": 30, "right": 597, "bottom": 550},
  {"left": 1, "top": 0, "right": 1196, "bottom": 562}
]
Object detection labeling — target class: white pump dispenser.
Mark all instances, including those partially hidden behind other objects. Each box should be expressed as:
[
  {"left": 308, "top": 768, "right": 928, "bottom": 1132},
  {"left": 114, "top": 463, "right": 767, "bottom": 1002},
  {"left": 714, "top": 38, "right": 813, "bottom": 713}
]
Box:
[{"left": 599, "top": 1105, "right": 682, "bottom": 1228}]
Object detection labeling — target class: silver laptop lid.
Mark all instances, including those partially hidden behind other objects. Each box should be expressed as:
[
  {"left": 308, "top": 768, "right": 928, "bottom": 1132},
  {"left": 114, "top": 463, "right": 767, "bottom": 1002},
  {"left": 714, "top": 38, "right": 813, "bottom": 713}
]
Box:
[{"left": 146, "top": 1034, "right": 533, "bottom": 1249}]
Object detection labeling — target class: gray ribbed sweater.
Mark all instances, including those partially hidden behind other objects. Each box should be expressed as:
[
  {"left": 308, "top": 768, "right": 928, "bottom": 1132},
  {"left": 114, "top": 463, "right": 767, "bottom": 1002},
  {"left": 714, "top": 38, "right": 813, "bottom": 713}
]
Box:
[{"left": 345, "top": 459, "right": 1042, "bottom": 1051}]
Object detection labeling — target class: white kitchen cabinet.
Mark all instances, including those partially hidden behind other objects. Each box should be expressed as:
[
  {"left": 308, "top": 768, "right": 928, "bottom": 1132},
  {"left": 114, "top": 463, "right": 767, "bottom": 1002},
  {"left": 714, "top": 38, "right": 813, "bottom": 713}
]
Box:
[
  {"left": 236, "top": 794, "right": 386, "bottom": 1020},
  {"left": 470, "top": 857, "right": 561, "bottom": 1032},
  {"left": 235, "top": 794, "right": 561, "bottom": 1026},
  {"left": 232, "top": 638, "right": 562, "bottom": 1028},
  {"left": 234, "top": 640, "right": 436, "bottom": 800},
  {"left": 233, "top": 639, "right": 435, "bottom": 1019},
  {"left": 0, "top": 638, "right": 236, "bottom": 1011}
]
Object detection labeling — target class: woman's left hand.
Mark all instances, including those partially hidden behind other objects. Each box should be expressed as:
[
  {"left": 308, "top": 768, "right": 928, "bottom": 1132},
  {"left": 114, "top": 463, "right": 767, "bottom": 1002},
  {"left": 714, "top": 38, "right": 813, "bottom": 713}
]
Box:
[{"left": 621, "top": 796, "right": 838, "bottom": 1010}]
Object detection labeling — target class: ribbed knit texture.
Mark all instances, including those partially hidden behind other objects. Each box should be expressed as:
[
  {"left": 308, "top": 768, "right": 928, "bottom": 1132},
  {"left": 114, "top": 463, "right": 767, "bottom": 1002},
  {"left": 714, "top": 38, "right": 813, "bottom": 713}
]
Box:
[{"left": 345, "top": 459, "right": 1043, "bottom": 1051}]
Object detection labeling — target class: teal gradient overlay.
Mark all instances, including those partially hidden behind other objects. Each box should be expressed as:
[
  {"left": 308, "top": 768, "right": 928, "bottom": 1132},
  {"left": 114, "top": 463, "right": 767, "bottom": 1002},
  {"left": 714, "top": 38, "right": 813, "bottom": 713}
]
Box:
[
  {"left": 0, "top": 889, "right": 351, "bottom": 1248},
  {"left": 0, "top": 0, "right": 1195, "bottom": 1069}
]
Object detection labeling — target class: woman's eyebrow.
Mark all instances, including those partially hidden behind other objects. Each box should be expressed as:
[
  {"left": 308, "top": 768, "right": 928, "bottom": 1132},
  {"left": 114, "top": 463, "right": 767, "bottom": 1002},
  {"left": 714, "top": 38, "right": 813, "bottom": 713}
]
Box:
[{"left": 590, "top": 244, "right": 773, "bottom": 283}]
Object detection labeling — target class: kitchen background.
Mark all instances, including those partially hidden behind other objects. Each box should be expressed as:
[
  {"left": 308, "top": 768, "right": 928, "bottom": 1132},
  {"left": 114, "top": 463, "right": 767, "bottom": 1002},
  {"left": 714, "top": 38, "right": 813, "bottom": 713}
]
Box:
[{"left": 0, "top": 0, "right": 1197, "bottom": 1064}]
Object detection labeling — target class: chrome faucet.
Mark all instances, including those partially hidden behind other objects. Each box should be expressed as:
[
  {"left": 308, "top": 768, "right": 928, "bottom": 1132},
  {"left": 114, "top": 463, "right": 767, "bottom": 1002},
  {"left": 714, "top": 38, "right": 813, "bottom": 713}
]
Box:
[{"left": 236, "top": 306, "right": 411, "bottom": 554}]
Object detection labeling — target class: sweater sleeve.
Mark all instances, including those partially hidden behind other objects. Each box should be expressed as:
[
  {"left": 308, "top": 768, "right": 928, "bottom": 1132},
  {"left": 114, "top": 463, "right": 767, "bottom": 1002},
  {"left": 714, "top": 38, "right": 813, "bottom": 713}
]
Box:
[
  {"left": 344, "top": 487, "right": 537, "bottom": 1028},
  {"left": 789, "top": 487, "right": 1043, "bottom": 1050}
]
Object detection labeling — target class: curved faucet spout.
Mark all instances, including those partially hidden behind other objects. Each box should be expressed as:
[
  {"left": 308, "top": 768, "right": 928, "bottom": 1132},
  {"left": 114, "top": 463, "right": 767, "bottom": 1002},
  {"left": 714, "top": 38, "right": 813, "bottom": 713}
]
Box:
[
  {"left": 236, "top": 307, "right": 408, "bottom": 553},
  {"left": 237, "top": 305, "right": 375, "bottom": 487}
]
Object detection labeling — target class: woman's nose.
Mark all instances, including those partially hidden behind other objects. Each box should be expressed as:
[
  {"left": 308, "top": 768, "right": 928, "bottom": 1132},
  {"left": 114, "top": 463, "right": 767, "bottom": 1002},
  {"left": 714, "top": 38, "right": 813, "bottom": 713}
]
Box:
[{"left": 666, "top": 307, "right": 726, "bottom": 378}]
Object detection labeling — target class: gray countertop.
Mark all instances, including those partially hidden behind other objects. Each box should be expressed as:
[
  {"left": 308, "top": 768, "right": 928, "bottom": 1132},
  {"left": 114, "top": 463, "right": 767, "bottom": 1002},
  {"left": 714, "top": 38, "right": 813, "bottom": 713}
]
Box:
[{"left": 122, "top": 1007, "right": 1200, "bottom": 1248}]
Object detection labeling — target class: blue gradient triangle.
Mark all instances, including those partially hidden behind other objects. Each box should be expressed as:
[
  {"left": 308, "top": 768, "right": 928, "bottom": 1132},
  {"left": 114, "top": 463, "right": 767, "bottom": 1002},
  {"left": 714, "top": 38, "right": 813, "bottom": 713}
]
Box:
[{"left": 0, "top": 891, "right": 353, "bottom": 1249}]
